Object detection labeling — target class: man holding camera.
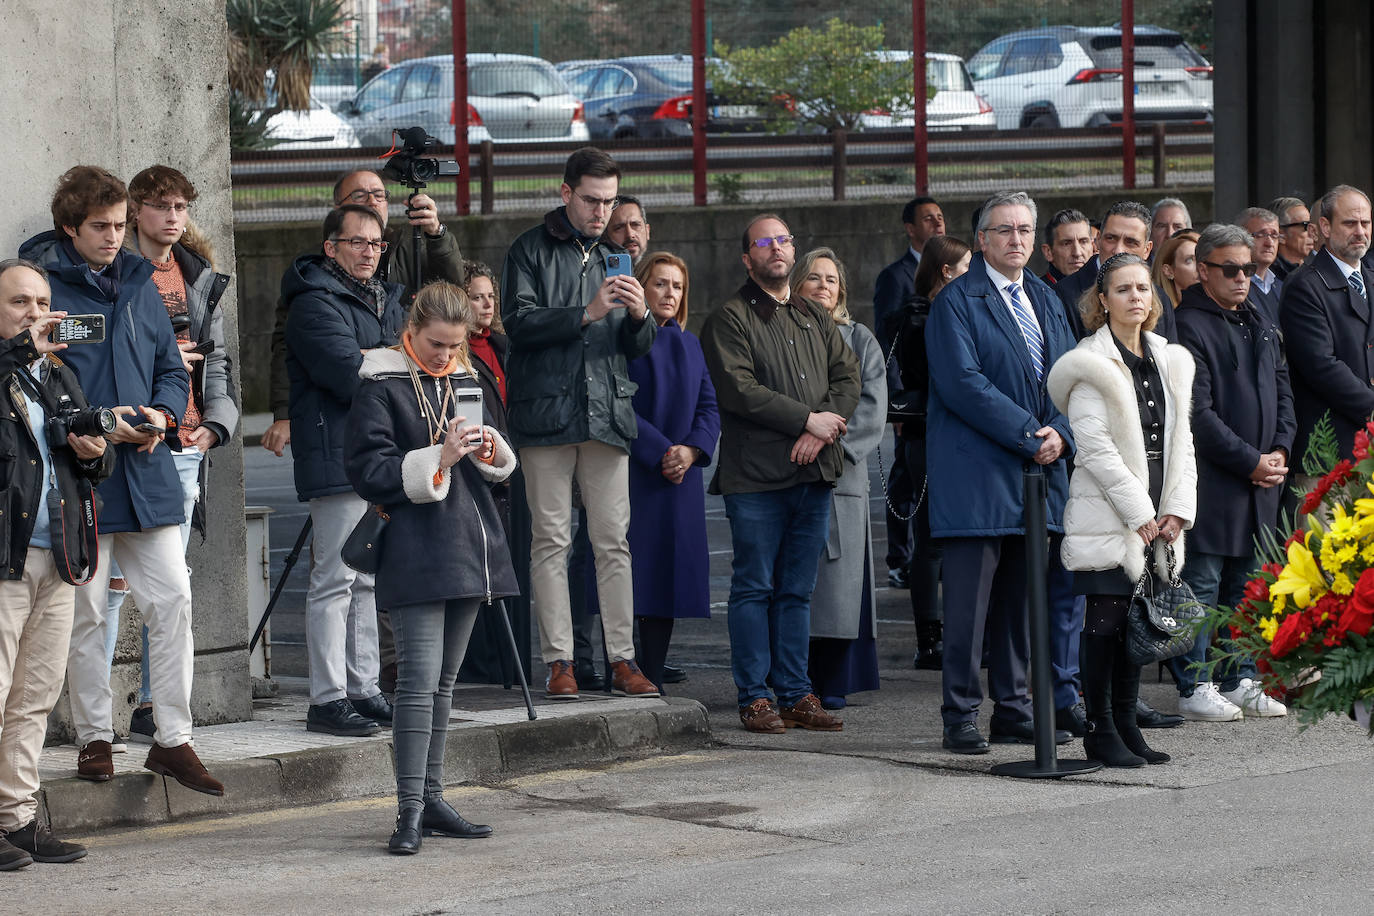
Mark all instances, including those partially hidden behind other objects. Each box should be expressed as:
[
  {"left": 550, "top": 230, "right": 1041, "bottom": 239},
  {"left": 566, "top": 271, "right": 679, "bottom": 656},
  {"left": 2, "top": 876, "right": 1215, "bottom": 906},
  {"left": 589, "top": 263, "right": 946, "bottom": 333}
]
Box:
[
  {"left": 283, "top": 204, "right": 405, "bottom": 735},
  {"left": 0, "top": 258, "right": 111, "bottom": 869},
  {"left": 19, "top": 166, "right": 223, "bottom": 796}
]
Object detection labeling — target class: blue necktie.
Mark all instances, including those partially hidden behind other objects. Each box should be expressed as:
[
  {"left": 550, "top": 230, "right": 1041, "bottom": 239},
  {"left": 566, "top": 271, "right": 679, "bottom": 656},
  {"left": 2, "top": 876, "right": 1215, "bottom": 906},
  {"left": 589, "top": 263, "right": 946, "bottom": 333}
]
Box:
[
  {"left": 1350, "top": 271, "right": 1366, "bottom": 302},
  {"left": 1007, "top": 282, "right": 1045, "bottom": 380}
]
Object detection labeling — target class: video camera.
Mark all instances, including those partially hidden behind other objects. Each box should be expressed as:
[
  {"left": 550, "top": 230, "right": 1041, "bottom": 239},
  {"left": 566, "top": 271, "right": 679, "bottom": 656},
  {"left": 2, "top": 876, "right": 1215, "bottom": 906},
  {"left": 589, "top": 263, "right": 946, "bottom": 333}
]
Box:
[{"left": 381, "top": 127, "right": 460, "bottom": 190}]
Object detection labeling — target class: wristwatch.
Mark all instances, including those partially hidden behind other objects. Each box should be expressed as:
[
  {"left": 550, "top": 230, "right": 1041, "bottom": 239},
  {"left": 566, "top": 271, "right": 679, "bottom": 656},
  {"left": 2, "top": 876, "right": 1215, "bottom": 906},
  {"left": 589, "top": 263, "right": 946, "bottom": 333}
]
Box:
[{"left": 425, "top": 223, "right": 447, "bottom": 240}]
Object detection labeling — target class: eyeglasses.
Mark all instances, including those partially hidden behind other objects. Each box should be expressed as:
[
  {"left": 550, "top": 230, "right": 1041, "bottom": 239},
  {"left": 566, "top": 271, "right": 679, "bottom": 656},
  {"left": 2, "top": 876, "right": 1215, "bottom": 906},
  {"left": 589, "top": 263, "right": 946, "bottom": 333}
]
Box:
[
  {"left": 1202, "top": 261, "right": 1258, "bottom": 278},
  {"left": 1251, "top": 230, "right": 1281, "bottom": 241},
  {"left": 330, "top": 237, "right": 388, "bottom": 253},
  {"left": 1279, "top": 220, "right": 1311, "bottom": 231},
  {"left": 144, "top": 201, "right": 190, "bottom": 214},
  {"left": 985, "top": 225, "right": 1035, "bottom": 239},
  {"left": 750, "top": 234, "right": 795, "bottom": 249},
  {"left": 576, "top": 192, "right": 619, "bottom": 210},
  {"left": 344, "top": 189, "right": 390, "bottom": 204}
]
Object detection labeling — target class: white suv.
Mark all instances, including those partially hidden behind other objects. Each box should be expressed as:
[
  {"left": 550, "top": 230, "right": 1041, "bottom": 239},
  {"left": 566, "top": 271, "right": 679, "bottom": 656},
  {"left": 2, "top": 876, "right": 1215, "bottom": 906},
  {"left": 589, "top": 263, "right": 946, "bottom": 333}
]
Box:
[{"left": 968, "top": 25, "right": 1212, "bottom": 130}]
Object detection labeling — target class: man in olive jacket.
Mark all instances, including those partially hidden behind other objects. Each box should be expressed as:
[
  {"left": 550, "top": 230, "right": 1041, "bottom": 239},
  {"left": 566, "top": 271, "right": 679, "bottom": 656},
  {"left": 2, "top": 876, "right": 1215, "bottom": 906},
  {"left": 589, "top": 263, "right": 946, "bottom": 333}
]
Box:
[
  {"left": 700, "top": 213, "right": 861, "bottom": 735},
  {"left": 500, "top": 147, "right": 658, "bottom": 700}
]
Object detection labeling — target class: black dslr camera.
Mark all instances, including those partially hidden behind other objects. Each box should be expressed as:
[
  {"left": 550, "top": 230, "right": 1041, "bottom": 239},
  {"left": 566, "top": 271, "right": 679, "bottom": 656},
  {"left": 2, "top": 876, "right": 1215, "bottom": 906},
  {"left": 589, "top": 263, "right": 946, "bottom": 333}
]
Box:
[
  {"left": 381, "top": 127, "right": 460, "bottom": 189},
  {"left": 47, "top": 395, "right": 116, "bottom": 449}
]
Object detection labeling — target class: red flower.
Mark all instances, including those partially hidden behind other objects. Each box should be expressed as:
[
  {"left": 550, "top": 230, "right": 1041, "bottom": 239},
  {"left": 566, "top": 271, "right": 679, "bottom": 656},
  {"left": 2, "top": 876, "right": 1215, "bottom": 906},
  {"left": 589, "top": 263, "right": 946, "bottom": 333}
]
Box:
[
  {"left": 1335, "top": 568, "right": 1374, "bottom": 638},
  {"left": 1300, "top": 490, "right": 1323, "bottom": 515},
  {"left": 1270, "top": 613, "right": 1309, "bottom": 658},
  {"left": 1355, "top": 430, "right": 1370, "bottom": 461},
  {"left": 1262, "top": 561, "right": 1286, "bottom": 576},
  {"left": 1244, "top": 576, "right": 1270, "bottom": 603}
]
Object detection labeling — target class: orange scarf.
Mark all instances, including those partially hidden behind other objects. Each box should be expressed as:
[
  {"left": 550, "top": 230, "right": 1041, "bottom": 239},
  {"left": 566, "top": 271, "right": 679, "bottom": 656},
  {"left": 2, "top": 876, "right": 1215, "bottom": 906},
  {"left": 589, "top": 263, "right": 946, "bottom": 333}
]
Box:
[{"left": 401, "top": 331, "right": 458, "bottom": 378}]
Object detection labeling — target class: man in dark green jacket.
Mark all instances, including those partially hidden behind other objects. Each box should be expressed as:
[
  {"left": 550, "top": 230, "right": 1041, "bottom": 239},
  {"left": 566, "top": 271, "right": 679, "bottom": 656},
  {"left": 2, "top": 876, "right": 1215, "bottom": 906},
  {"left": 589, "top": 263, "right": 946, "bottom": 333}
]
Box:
[
  {"left": 500, "top": 147, "right": 658, "bottom": 701},
  {"left": 700, "top": 213, "right": 861, "bottom": 735}
]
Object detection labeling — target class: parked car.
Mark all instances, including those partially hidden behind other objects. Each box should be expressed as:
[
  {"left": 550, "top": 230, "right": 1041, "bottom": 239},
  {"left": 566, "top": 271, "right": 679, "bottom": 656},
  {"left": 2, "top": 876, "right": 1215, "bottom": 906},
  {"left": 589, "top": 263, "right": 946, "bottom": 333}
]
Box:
[
  {"left": 256, "top": 92, "right": 361, "bottom": 150},
  {"left": 967, "top": 25, "right": 1213, "bottom": 130},
  {"left": 310, "top": 53, "right": 365, "bottom": 110},
  {"left": 855, "top": 51, "right": 995, "bottom": 131},
  {"left": 338, "top": 53, "right": 586, "bottom": 146},
  {"left": 556, "top": 54, "right": 773, "bottom": 139}
]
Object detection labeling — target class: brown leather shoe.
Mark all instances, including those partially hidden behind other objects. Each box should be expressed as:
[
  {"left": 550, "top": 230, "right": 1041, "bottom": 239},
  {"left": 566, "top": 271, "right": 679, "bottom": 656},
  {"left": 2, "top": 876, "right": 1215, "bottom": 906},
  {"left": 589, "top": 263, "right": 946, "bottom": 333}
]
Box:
[
  {"left": 545, "top": 660, "right": 579, "bottom": 700},
  {"left": 145, "top": 742, "right": 225, "bottom": 797},
  {"left": 739, "top": 698, "right": 785, "bottom": 734},
  {"left": 780, "top": 694, "right": 843, "bottom": 731},
  {"left": 609, "top": 660, "right": 660, "bottom": 698},
  {"left": 76, "top": 740, "right": 113, "bottom": 781}
]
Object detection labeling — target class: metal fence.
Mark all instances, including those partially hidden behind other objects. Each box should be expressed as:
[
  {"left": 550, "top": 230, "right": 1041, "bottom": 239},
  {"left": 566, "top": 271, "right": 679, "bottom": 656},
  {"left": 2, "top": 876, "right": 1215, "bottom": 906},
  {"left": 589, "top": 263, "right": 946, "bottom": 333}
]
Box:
[{"left": 231, "top": 0, "right": 1215, "bottom": 223}]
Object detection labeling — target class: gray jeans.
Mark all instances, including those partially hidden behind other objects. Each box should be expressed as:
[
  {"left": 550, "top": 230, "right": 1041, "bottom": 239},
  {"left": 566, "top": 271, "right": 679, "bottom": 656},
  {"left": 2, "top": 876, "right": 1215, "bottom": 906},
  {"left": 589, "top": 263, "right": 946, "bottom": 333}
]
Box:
[
  {"left": 391, "top": 598, "right": 481, "bottom": 812},
  {"left": 306, "top": 493, "right": 380, "bottom": 705}
]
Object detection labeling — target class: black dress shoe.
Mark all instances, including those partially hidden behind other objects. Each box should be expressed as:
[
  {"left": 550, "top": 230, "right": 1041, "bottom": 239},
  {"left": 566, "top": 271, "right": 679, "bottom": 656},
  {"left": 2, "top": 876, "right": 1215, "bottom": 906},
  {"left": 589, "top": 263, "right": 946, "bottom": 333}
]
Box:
[
  {"left": 1136, "top": 697, "right": 1185, "bottom": 729},
  {"left": 989, "top": 716, "right": 1072, "bottom": 745},
  {"left": 422, "top": 798, "right": 493, "bottom": 838},
  {"left": 574, "top": 662, "right": 605, "bottom": 691},
  {"left": 352, "top": 693, "right": 393, "bottom": 725},
  {"left": 942, "top": 721, "right": 989, "bottom": 754},
  {"left": 388, "top": 807, "right": 423, "bottom": 855},
  {"left": 307, "top": 699, "right": 381, "bottom": 737},
  {"left": 1055, "top": 702, "right": 1088, "bottom": 738},
  {"left": 661, "top": 665, "right": 688, "bottom": 684},
  {"left": 3, "top": 821, "right": 86, "bottom": 863}
]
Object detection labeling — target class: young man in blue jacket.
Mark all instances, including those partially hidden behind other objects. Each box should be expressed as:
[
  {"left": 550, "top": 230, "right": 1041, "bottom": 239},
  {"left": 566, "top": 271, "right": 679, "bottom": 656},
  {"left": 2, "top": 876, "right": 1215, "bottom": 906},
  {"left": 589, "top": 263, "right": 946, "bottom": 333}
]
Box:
[{"left": 18, "top": 166, "right": 222, "bottom": 796}]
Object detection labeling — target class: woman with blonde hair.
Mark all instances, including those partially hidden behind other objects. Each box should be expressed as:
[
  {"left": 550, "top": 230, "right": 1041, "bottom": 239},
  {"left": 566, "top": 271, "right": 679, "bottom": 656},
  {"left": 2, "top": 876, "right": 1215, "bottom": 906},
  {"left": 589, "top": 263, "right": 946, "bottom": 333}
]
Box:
[
  {"left": 790, "top": 247, "right": 885, "bottom": 708},
  {"left": 346, "top": 281, "right": 518, "bottom": 853},
  {"left": 1152, "top": 229, "right": 1200, "bottom": 309}
]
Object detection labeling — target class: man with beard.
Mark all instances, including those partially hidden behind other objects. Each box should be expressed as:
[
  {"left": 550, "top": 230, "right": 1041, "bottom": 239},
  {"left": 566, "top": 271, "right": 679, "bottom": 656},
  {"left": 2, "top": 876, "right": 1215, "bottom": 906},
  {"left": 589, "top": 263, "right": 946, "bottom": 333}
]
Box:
[{"left": 605, "top": 195, "right": 651, "bottom": 265}]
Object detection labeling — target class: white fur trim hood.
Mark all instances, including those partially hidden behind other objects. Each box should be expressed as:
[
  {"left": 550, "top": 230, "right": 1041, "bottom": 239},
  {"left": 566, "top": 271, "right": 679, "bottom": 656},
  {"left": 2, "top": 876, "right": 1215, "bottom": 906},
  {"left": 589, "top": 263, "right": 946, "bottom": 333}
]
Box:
[{"left": 1046, "top": 327, "right": 1198, "bottom": 583}]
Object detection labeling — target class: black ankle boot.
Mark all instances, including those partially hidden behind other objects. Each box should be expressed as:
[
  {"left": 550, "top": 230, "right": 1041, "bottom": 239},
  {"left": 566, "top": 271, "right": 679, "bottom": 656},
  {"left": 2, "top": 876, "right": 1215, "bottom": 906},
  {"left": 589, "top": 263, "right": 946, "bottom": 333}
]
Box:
[
  {"left": 914, "top": 620, "right": 943, "bottom": 670},
  {"left": 422, "top": 798, "right": 493, "bottom": 838},
  {"left": 1081, "top": 634, "right": 1146, "bottom": 768},
  {"left": 388, "top": 807, "right": 423, "bottom": 855},
  {"left": 1113, "top": 640, "right": 1171, "bottom": 764}
]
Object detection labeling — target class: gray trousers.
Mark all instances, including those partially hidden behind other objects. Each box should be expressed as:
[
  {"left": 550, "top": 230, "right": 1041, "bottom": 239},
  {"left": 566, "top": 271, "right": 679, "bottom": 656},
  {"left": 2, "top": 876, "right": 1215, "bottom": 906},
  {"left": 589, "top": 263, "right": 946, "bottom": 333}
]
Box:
[
  {"left": 390, "top": 598, "right": 481, "bottom": 811},
  {"left": 306, "top": 493, "right": 380, "bottom": 705}
]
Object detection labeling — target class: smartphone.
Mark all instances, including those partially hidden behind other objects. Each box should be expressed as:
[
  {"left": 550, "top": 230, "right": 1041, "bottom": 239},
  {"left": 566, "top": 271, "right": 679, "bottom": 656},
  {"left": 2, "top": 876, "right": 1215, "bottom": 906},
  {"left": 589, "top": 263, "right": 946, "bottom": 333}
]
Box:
[
  {"left": 188, "top": 339, "right": 215, "bottom": 356},
  {"left": 604, "top": 252, "right": 631, "bottom": 279},
  {"left": 54, "top": 315, "right": 106, "bottom": 345},
  {"left": 455, "top": 388, "right": 485, "bottom": 446},
  {"left": 134, "top": 422, "right": 164, "bottom": 435}
]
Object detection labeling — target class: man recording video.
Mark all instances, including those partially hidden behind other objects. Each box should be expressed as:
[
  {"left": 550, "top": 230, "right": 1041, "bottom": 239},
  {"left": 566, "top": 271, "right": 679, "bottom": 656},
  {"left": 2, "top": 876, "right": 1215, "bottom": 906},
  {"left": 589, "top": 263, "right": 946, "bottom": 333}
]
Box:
[
  {"left": 0, "top": 258, "right": 111, "bottom": 868},
  {"left": 19, "top": 165, "right": 223, "bottom": 797}
]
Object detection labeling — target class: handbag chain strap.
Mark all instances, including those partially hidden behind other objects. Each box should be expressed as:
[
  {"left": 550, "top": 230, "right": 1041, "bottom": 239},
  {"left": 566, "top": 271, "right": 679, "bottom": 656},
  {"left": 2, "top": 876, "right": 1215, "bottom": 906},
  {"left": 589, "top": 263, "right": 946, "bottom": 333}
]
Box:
[
  {"left": 874, "top": 322, "right": 926, "bottom": 523},
  {"left": 1133, "top": 538, "right": 1182, "bottom": 600}
]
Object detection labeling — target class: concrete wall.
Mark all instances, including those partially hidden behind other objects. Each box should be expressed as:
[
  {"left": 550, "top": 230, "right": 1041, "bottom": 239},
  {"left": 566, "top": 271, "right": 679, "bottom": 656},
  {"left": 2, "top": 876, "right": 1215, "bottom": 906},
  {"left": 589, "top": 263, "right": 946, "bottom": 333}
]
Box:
[
  {"left": 236, "top": 187, "right": 1213, "bottom": 413},
  {"left": 0, "top": 1, "right": 251, "bottom": 738}
]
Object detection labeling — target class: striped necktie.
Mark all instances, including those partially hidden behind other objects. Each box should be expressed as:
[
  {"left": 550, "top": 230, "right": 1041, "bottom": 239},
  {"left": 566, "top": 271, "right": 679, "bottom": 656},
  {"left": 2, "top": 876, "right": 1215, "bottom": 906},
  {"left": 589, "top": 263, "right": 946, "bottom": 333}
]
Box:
[
  {"left": 1006, "top": 282, "right": 1045, "bottom": 381},
  {"left": 1350, "top": 271, "right": 1366, "bottom": 302}
]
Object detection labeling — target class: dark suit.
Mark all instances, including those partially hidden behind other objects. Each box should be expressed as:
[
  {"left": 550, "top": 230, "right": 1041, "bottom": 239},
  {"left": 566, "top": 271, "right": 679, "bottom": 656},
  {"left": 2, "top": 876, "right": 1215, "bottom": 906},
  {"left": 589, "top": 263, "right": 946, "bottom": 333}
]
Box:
[
  {"left": 925, "top": 255, "right": 1077, "bottom": 727},
  {"left": 1055, "top": 255, "right": 1178, "bottom": 343},
  {"left": 874, "top": 249, "right": 919, "bottom": 571},
  {"left": 1246, "top": 273, "right": 1283, "bottom": 326},
  {"left": 1280, "top": 248, "right": 1374, "bottom": 459}
]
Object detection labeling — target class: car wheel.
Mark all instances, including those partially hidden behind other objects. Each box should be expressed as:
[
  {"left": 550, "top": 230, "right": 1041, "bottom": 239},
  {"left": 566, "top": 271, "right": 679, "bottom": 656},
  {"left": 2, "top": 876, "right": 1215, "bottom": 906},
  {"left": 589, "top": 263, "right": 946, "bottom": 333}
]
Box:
[{"left": 1025, "top": 110, "right": 1059, "bottom": 129}]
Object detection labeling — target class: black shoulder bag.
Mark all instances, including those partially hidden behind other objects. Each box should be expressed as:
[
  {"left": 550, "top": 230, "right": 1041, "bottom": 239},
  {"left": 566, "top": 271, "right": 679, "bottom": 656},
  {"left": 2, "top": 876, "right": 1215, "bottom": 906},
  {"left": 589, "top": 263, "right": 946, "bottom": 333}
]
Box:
[{"left": 1125, "top": 541, "right": 1207, "bottom": 666}]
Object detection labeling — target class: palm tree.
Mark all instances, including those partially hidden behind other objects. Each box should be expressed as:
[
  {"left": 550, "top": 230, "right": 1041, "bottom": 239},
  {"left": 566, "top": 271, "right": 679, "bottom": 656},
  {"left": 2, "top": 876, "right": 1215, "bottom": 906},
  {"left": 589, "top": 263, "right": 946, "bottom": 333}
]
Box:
[{"left": 227, "top": 0, "right": 349, "bottom": 112}]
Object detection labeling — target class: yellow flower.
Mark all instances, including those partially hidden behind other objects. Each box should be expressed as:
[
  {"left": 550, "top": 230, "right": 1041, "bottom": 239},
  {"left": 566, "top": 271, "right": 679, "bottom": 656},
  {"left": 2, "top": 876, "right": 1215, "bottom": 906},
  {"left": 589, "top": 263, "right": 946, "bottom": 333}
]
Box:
[
  {"left": 1333, "top": 572, "right": 1355, "bottom": 595},
  {"left": 1268, "top": 540, "right": 1328, "bottom": 609},
  {"left": 1258, "top": 616, "right": 1278, "bottom": 643}
]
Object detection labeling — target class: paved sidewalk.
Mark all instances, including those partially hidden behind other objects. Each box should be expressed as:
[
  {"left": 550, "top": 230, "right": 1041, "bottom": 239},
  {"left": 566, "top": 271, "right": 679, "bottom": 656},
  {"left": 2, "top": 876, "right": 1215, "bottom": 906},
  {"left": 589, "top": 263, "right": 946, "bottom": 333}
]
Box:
[{"left": 37, "top": 678, "right": 709, "bottom": 833}]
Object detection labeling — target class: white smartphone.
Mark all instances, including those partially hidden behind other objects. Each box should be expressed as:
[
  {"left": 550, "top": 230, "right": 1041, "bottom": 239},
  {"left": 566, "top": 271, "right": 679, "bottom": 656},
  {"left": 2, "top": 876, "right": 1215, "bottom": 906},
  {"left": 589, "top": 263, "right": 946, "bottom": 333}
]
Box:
[{"left": 455, "top": 387, "right": 485, "bottom": 445}]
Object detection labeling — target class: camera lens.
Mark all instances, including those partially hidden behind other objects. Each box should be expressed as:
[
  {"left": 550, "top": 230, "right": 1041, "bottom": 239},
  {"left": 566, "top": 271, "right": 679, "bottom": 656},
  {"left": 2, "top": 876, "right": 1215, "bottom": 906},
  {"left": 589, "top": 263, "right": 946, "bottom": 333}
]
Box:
[{"left": 69, "top": 407, "right": 118, "bottom": 439}]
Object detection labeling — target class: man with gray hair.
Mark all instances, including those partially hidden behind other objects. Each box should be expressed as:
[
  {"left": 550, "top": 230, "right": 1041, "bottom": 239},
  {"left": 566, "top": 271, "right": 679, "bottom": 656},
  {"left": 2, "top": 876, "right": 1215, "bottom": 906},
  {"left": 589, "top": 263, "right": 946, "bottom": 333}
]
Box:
[
  {"left": 1236, "top": 206, "right": 1284, "bottom": 322},
  {"left": 1269, "top": 196, "right": 1315, "bottom": 280},
  {"left": 1280, "top": 184, "right": 1374, "bottom": 461},
  {"left": 1150, "top": 197, "right": 1192, "bottom": 252},
  {"left": 1172, "top": 222, "right": 1293, "bottom": 722},
  {"left": 925, "top": 191, "right": 1077, "bottom": 753}
]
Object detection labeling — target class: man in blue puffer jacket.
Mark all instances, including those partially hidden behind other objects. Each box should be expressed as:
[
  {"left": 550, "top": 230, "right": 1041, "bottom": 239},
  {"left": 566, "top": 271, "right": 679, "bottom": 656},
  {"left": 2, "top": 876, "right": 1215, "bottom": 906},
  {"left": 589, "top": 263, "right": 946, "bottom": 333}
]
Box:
[{"left": 19, "top": 166, "right": 222, "bottom": 796}]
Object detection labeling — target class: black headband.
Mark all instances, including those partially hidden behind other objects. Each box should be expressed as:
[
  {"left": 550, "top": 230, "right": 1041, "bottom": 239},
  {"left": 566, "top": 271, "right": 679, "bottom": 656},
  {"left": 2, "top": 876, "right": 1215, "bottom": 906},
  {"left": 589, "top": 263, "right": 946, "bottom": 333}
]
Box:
[{"left": 1096, "top": 252, "right": 1144, "bottom": 293}]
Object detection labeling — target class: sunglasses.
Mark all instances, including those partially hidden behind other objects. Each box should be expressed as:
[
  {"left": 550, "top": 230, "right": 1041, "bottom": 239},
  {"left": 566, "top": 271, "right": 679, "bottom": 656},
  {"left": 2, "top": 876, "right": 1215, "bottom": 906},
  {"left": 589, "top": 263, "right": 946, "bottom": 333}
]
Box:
[
  {"left": 1279, "top": 220, "right": 1311, "bottom": 231},
  {"left": 1202, "top": 261, "right": 1258, "bottom": 279}
]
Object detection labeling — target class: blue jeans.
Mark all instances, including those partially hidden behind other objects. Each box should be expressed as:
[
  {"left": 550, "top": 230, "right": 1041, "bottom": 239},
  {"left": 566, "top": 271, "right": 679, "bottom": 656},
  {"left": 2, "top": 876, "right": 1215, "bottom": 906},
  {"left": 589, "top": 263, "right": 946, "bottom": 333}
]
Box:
[
  {"left": 391, "top": 598, "right": 481, "bottom": 812},
  {"left": 723, "top": 483, "right": 831, "bottom": 708},
  {"left": 1169, "top": 551, "right": 1257, "bottom": 695}
]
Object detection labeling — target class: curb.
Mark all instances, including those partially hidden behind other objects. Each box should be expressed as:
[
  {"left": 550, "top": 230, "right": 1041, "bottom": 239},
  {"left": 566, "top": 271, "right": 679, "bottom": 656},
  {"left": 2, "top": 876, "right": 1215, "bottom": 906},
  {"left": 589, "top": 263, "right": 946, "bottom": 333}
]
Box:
[{"left": 39, "top": 698, "right": 712, "bottom": 834}]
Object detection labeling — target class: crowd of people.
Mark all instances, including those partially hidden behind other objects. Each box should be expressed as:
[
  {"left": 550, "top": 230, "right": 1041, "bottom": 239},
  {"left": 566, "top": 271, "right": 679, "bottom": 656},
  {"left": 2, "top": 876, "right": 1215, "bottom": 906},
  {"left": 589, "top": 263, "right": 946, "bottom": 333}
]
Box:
[{"left": 1, "top": 144, "right": 1369, "bottom": 865}]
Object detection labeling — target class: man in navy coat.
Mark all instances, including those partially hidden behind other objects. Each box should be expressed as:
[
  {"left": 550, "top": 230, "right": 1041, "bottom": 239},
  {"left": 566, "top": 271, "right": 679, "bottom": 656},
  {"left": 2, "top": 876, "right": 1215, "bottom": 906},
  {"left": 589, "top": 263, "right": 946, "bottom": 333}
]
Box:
[
  {"left": 1056, "top": 201, "right": 1177, "bottom": 344},
  {"left": 925, "top": 191, "right": 1076, "bottom": 754},
  {"left": 1280, "top": 184, "right": 1374, "bottom": 460}
]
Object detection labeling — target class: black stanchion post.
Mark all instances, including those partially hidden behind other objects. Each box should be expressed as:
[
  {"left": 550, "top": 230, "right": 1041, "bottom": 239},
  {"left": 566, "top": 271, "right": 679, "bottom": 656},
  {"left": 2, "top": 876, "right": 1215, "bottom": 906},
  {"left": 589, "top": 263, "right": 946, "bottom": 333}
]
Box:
[{"left": 991, "top": 465, "right": 1102, "bottom": 779}]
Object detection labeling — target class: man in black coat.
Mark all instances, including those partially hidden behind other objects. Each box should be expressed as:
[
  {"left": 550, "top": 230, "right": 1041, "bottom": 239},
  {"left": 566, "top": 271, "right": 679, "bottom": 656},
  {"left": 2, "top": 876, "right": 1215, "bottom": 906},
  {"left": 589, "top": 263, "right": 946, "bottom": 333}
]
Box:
[
  {"left": 1056, "top": 200, "right": 1177, "bottom": 343},
  {"left": 1269, "top": 196, "right": 1315, "bottom": 280},
  {"left": 1280, "top": 184, "right": 1374, "bottom": 460},
  {"left": 1173, "top": 223, "right": 1295, "bottom": 722},
  {"left": 1040, "top": 208, "right": 1092, "bottom": 286},
  {"left": 1239, "top": 207, "right": 1285, "bottom": 325}
]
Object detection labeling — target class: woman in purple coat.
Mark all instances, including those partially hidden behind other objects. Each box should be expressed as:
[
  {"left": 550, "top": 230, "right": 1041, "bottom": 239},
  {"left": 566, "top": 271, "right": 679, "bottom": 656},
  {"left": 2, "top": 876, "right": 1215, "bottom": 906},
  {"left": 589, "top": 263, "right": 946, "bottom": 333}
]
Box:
[{"left": 627, "top": 252, "right": 720, "bottom": 691}]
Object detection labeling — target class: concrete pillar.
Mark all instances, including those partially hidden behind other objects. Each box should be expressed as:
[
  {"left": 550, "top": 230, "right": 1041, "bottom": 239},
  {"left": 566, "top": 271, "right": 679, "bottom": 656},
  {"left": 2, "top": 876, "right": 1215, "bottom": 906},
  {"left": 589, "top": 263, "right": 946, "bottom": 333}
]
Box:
[{"left": 0, "top": 1, "right": 251, "bottom": 738}]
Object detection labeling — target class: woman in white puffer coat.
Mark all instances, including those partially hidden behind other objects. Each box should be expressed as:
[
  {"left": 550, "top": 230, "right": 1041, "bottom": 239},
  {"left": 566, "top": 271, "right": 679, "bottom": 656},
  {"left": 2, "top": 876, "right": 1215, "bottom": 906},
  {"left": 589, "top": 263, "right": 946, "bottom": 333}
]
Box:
[{"left": 1047, "top": 253, "right": 1197, "bottom": 768}]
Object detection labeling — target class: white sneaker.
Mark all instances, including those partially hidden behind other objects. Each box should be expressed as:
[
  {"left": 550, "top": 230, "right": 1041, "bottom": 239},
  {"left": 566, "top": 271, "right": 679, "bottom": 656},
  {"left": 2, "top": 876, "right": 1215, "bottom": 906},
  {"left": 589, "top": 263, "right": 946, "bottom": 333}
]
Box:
[
  {"left": 1178, "top": 683, "right": 1244, "bottom": 722},
  {"left": 1220, "top": 678, "right": 1288, "bottom": 717}
]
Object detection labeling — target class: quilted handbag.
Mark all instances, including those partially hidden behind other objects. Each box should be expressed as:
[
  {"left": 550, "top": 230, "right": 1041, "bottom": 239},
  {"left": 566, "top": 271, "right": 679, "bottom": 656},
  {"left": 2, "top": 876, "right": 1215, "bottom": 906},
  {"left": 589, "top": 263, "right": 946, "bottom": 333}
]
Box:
[{"left": 1125, "top": 542, "right": 1207, "bottom": 666}]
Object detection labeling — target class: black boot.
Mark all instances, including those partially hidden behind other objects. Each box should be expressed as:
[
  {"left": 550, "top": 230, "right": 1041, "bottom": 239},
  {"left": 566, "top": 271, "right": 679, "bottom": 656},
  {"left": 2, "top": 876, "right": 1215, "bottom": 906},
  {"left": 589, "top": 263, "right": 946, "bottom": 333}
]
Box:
[
  {"left": 388, "top": 807, "right": 423, "bottom": 855},
  {"left": 1113, "top": 640, "right": 1171, "bottom": 764},
  {"left": 1080, "top": 634, "right": 1146, "bottom": 768},
  {"left": 913, "top": 620, "right": 943, "bottom": 670},
  {"left": 422, "top": 798, "right": 493, "bottom": 838}
]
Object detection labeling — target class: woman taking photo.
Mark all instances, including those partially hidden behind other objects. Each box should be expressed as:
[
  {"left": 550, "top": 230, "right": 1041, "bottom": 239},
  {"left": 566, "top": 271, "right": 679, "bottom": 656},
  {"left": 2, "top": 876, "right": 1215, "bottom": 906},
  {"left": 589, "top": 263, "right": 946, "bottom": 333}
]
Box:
[
  {"left": 791, "top": 247, "right": 884, "bottom": 709},
  {"left": 892, "top": 235, "right": 971, "bottom": 671},
  {"left": 1047, "top": 252, "right": 1197, "bottom": 768},
  {"left": 347, "top": 282, "right": 519, "bottom": 853},
  {"left": 1151, "top": 229, "right": 1199, "bottom": 310},
  {"left": 621, "top": 252, "right": 719, "bottom": 691}
]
